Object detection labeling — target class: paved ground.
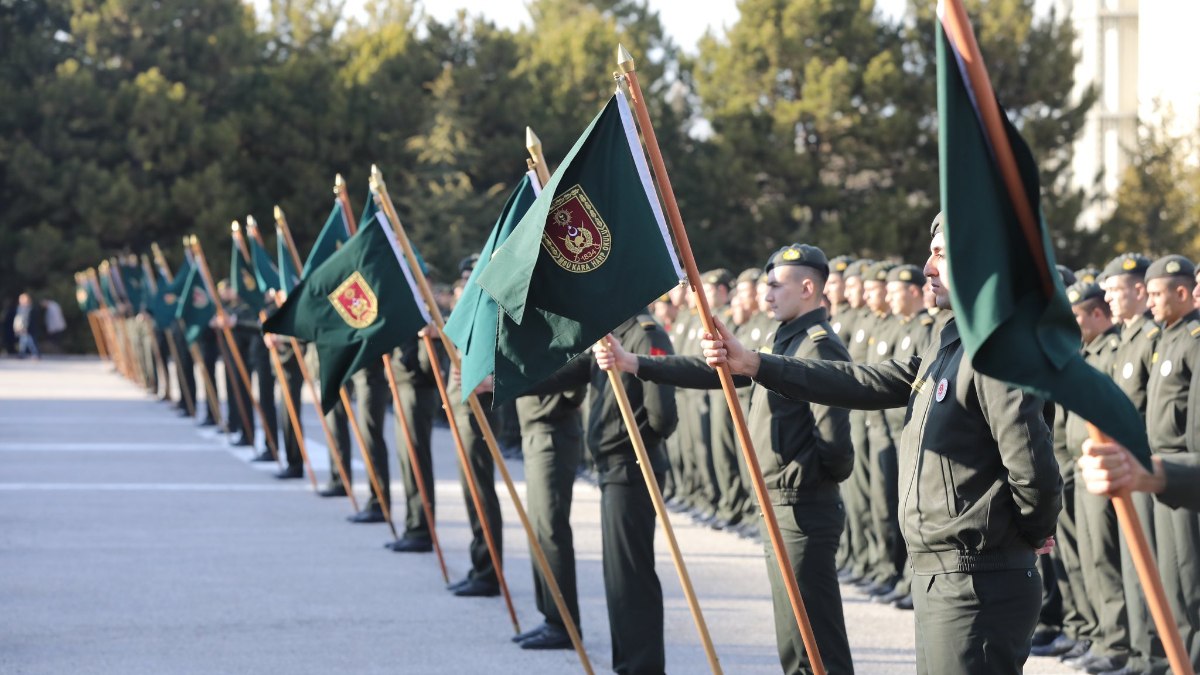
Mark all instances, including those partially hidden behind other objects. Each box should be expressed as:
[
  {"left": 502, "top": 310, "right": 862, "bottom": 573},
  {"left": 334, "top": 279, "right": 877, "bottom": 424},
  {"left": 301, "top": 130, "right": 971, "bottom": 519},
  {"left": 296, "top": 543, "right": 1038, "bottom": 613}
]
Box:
[{"left": 0, "top": 357, "right": 1075, "bottom": 674}]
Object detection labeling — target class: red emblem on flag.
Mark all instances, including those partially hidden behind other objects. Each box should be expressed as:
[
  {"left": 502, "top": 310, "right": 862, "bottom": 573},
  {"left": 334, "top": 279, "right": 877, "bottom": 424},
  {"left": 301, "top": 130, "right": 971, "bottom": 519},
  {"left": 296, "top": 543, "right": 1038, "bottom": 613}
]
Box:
[
  {"left": 541, "top": 184, "right": 612, "bottom": 273},
  {"left": 328, "top": 271, "right": 379, "bottom": 329}
]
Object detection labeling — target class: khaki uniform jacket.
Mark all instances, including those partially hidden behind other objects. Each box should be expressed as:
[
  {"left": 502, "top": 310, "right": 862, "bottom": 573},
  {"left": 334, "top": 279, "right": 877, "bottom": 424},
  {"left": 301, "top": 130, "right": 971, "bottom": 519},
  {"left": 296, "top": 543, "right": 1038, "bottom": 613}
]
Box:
[
  {"left": 753, "top": 318, "right": 1062, "bottom": 574},
  {"left": 1145, "top": 310, "right": 1200, "bottom": 456}
]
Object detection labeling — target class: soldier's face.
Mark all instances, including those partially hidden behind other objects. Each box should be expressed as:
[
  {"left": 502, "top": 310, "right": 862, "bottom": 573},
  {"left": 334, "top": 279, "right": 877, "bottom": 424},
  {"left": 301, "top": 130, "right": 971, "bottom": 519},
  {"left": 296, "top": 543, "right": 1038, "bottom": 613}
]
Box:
[
  {"left": 924, "top": 233, "right": 952, "bottom": 310},
  {"left": 886, "top": 281, "right": 917, "bottom": 316},
  {"left": 864, "top": 280, "right": 888, "bottom": 313},
  {"left": 1102, "top": 274, "right": 1144, "bottom": 321},
  {"left": 734, "top": 281, "right": 756, "bottom": 313},
  {"left": 825, "top": 274, "right": 845, "bottom": 305},
  {"left": 703, "top": 282, "right": 729, "bottom": 308},
  {"left": 844, "top": 277, "right": 863, "bottom": 308},
  {"left": 1194, "top": 274, "right": 1200, "bottom": 310},
  {"left": 1146, "top": 277, "right": 1192, "bottom": 325},
  {"left": 765, "top": 267, "right": 815, "bottom": 322},
  {"left": 1072, "top": 303, "right": 1107, "bottom": 343}
]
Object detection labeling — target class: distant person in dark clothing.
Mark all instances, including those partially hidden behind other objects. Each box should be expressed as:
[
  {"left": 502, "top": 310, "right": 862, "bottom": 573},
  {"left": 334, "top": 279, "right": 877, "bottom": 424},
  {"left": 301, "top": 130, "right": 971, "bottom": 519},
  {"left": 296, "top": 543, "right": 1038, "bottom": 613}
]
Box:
[{"left": 14, "top": 293, "right": 42, "bottom": 359}]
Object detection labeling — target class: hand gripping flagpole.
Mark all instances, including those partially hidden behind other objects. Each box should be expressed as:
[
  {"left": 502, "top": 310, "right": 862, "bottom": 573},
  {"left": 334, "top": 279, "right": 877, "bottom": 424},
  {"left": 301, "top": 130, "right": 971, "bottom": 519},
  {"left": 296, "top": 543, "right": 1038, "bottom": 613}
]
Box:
[
  {"left": 938, "top": 3, "right": 1191, "bottom": 673},
  {"left": 370, "top": 165, "right": 595, "bottom": 673},
  {"left": 273, "top": 205, "right": 360, "bottom": 512},
  {"left": 229, "top": 223, "right": 283, "bottom": 466},
  {"left": 616, "top": 44, "right": 827, "bottom": 674},
  {"left": 528, "top": 129, "right": 719, "bottom": 672}
]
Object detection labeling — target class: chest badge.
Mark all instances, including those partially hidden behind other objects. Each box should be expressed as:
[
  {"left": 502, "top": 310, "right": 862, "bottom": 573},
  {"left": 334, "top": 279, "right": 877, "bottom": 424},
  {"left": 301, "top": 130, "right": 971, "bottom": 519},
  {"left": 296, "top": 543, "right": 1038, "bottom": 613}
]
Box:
[
  {"left": 1161, "top": 360, "right": 1172, "bottom": 377},
  {"left": 876, "top": 341, "right": 888, "bottom": 355},
  {"left": 901, "top": 336, "right": 911, "bottom": 350},
  {"left": 751, "top": 328, "right": 761, "bottom": 341},
  {"left": 687, "top": 328, "right": 696, "bottom": 341},
  {"left": 832, "top": 321, "right": 842, "bottom": 334},
  {"left": 935, "top": 378, "right": 949, "bottom": 402},
  {"left": 1122, "top": 362, "right": 1134, "bottom": 380},
  {"left": 855, "top": 329, "right": 865, "bottom": 343}
]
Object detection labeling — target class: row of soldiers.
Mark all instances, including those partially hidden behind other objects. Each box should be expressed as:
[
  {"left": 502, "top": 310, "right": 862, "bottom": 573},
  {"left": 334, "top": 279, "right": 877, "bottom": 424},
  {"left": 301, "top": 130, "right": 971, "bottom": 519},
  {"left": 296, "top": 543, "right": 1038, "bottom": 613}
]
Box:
[{"left": 97, "top": 227, "right": 1200, "bottom": 675}]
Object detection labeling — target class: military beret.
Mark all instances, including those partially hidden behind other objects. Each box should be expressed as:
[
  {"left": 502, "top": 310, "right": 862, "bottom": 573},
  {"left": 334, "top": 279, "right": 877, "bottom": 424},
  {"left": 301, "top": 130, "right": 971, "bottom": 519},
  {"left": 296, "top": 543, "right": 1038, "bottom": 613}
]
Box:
[
  {"left": 1056, "top": 264, "right": 1076, "bottom": 287},
  {"left": 886, "top": 264, "right": 925, "bottom": 286},
  {"left": 736, "top": 267, "right": 763, "bottom": 285},
  {"left": 1065, "top": 281, "right": 1104, "bottom": 306},
  {"left": 843, "top": 259, "right": 873, "bottom": 280},
  {"left": 1100, "top": 253, "right": 1151, "bottom": 281},
  {"left": 458, "top": 253, "right": 480, "bottom": 275},
  {"left": 1145, "top": 255, "right": 1196, "bottom": 281},
  {"left": 701, "top": 268, "right": 734, "bottom": 288},
  {"left": 828, "top": 255, "right": 855, "bottom": 275},
  {"left": 764, "top": 244, "right": 829, "bottom": 279},
  {"left": 865, "top": 261, "right": 896, "bottom": 282},
  {"left": 929, "top": 211, "right": 944, "bottom": 237},
  {"left": 1074, "top": 267, "right": 1100, "bottom": 285}
]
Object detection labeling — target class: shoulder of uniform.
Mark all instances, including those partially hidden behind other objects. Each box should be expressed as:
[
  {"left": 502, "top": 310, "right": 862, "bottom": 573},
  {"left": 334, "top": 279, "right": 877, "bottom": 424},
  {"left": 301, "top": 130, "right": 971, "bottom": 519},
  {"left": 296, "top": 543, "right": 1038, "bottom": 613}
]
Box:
[
  {"left": 1189, "top": 320, "right": 1200, "bottom": 339},
  {"left": 1107, "top": 335, "right": 1120, "bottom": 351},
  {"left": 806, "top": 323, "right": 830, "bottom": 342},
  {"left": 1145, "top": 325, "right": 1161, "bottom": 340},
  {"left": 919, "top": 314, "right": 935, "bottom": 327},
  {"left": 638, "top": 314, "right": 658, "bottom": 331}
]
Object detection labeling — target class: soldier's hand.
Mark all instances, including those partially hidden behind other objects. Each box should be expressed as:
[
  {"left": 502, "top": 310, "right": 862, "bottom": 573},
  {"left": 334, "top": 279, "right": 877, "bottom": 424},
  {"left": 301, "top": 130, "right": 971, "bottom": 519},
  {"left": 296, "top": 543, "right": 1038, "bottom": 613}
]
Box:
[
  {"left": 702, "top": 319, "right": 759, "bottom": 377},
  {"left": 592, "top": 335, "right": 637, "bottom": 374},
  {"left": 475, "top": 375, "right": 494, "bottom": 395},
  {"left": 450, "top": 365, "right": 461, "bottom": 388},
  {"left": 1034, "top": 536, "right": 1055, "bottom": 556},
  {"left": 1079, "top": 438, "right": 1165, "bottom": 497},
  {"left": 263, "top": 333, "right": 277, "bottom": 350}
]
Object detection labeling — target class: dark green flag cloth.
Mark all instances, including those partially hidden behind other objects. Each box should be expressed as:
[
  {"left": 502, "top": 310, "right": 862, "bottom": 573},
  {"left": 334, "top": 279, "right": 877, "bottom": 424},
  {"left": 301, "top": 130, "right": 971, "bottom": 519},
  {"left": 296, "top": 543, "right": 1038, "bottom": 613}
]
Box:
[
  {"left": 151, "top": 260, "right": 192, "bottom": 330},
  {"left": 937, "top": 14, "right": 1151, "bottom": 466},
  {"left": 278, "top": 230, "right": 300, "bottom": 294},
  {"left": 263, "top": 212, "right": 430, "bottom": 413},
  {"left": 444, "top": 172, "right": 540, "bottom": 399},
  {"left": 303, "top": 204, "right": 352, "bottom": 279},
  {"left": 76, "top": 278, "right": 99, "bottom": 313},
  {"left": 98, "top": 271, "right": 117, "bottom": 308},
  {"left": 249, "top": 233, "right": 281, "bottom": 293},
  {"left": 118, "top": 263, "right": 146, "bottom": 312},
  {"left": 231, "top": 238, "right": 264, "bottom": 311},
  {"left": 174, "top": 265, "right": 215, "bottom": 345},
  {"left": 476, "top": 91, "right": 682, "bottom": 404}
]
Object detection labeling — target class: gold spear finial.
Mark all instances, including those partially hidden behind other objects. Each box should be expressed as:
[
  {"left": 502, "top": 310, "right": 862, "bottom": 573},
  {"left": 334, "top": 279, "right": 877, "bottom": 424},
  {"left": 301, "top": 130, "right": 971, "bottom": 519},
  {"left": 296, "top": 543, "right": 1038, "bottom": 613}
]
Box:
[
  {"left": 617, "top": 44, "right": 636, "bottom": 74},
  {"left": 273, "top": 205, "right": 284, "bottom": 222},
  {"left": 334, "top": 173, "right": 345, "bottom": 194},
  {"left": 525, "top": 127, "right": 542, "bottom": 153},
  {"left": 370, "top": 164, "right": 384, "bottom": 192},
  {"left": 245, "top": 215, "right": 258, "bottom": 233},
  {"left": 231, "top": 220, "right": 240, "bottom": 233}
]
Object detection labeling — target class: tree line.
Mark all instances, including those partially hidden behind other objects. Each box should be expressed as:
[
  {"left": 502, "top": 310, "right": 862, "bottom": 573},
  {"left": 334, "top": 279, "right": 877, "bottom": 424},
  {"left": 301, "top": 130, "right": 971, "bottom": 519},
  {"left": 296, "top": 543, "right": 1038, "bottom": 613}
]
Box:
[{"left": 2, "top": 0, "right": 1196, "bottom": 351}]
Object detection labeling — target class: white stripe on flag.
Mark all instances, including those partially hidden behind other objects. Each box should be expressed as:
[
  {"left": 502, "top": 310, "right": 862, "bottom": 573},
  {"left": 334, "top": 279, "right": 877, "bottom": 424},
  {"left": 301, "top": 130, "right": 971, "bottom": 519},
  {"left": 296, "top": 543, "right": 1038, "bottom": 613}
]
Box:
[
  {"left": 527, "top": 169, "right": 543, "bottom": 196},
  {"left": 374, "top": 211, "right": 433, "bottom": 325},
  {"left": 615, "top": 88, "right": 685, "bottom": 281}
]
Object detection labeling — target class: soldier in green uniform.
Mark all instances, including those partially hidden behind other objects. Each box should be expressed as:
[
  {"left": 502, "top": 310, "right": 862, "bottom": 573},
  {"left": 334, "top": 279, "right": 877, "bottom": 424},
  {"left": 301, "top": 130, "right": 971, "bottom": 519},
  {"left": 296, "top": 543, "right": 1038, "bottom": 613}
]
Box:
[
  {"left": 1098, "top": 252, "right": 1165, "bottom": 674},
  {"left": 531, "top": 313, "right": 678, "bottom": 675},
  {"left": 662, "top": 283, "right": 689, "bottom": 506},
  {"left": 701, "top": 217, "right": 1061, "bottom": 674},
  {"left": 1143, "top": 255, "right": 1200, "bottom": 669},
  {"left": 731, "top": 268, "right": 774, "bottom": 538},
  {"left": 213, "top": 280, "right": 256, "bottom": 449},
  {"left": 838, "top": 259, "right": 876, "bottom": 585},
  {"left": 598, "top": 244, "right": 855, "bottom": 675},
  {"left": 344, "top": 362, "right": 392, "bottom": 523},
  {"left": 871, "top": 264, "right": 936, "bottom": 610},
  {"left": 264, "top": 325, "right": 305, "bottom": 480},
  {"left": 826, "top": 256, "right": 854, "bottom": 341},
  {"left": 386, "top": 333, "right": 440, "bottom": 552},
  {"left": 702, "top": 269, "right": 744, "bottom": 531},
  {"left": 1061, "top": 282, "right": 1132, "bottom": 674},
  {"left": 509, "top": 383, "right": 586, "bottom": 650},
  {"left": 861, "top": 261, "right": 899, "bottom": 596},
  {"left": 666, "top": 291, "right": 701, "bottom": 512}
]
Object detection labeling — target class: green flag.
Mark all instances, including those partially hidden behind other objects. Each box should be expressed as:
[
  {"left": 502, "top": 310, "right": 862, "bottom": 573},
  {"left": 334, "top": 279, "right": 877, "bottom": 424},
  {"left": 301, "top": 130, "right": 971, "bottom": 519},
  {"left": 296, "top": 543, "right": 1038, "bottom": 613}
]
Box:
[
  {"left": 174, "top": 265, "right": 215, "bottom": 345},
  {"left": 248, "top": 234, "right": 281, "bottom": 293},
  {"left": 302, "top": 204, "right": 352, "bottom": 279},
  {"left": 231, "top": 238, "right": 264, "bottom": 311},
  {"left": 76, "top": 278, "right": 99, "bottom": 313},
  {"left": 118, "top": 263, "right": 147, "bottom": 312},
  {"left": 98, "top": 271, "right": 117, "bottom": 308},
  {"left": 444, "top": 172, "right": 541, "bottom": 399},
  {"left": 151, "top": 260, "right": 191, "bottom": 330},
  {"left": 263, "top": 211, "right": 431, "bottom": 413},
  {"left": 278, "top": 230, "right": 300, "bottom": 294},
  {"left": 476, "top": 91, "right": 682, "bottom": 403},
  {"left": 937, "top": 9, "right": 1151, "bottom": 466}
]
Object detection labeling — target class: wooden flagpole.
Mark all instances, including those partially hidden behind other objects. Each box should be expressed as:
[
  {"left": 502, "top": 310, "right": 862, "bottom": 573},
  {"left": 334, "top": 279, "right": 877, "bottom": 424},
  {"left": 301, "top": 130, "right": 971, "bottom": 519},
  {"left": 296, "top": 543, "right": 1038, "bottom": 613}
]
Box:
[
  {"left": 78, "top": 272, "right": 108, "bottom": 360},
  {"left": 617, "top": 45, "right": 825, "bottom": 674},
  {"left": 369, "top": 166, "right": 596, "bottom": 673},
  {"left": 939, "top": 2, "right": 1192, "bottom": 672},
  {"left": 338, "top": 386, "right": 400, "bottom": 540},
  {"left": 273, "top": 205, "right": 360, "bottom": 510},
  {"left": 87, "top": 269, "right": 124, "bottom": 374},
  {"left": 139, "top": 255, "right": 172, "bottom": 401},
  {"left": 262, "top": 311, "right": 319, "bottom": 491},
  {"left": 381, "top": 352, "right": 450, "bottom": 583},
  {"left": 423, "top": 330, "right": 519, "bottom": 632}
]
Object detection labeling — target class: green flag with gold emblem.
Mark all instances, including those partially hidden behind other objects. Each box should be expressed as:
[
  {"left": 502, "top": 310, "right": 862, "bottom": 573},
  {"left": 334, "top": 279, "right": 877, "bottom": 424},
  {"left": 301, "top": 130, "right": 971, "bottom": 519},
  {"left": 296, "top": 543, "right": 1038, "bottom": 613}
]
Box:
[{"left": 476, "top": 90, "right": 682, "bottom": 404}]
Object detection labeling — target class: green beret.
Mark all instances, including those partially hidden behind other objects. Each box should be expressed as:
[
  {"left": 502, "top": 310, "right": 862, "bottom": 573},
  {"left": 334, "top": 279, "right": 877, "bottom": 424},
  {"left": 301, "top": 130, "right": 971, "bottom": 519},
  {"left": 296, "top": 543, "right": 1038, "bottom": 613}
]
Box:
[
  {"left": 765, "top": 244, "right": 829, "bottom": 279},
  {"left": 1065, "top": 281, "right": 1104, "bottom": 306},
  {"left": 1074, "top": 267, "right": 1100, "bottom": 286},
  {"left": 929, "top": 211, "right": 944, "bottom": 237},
  {"left": 736, "top": 267, "right": 763, "bottom": 285},
  {"left": 701, "top": 268, "right": 734, "bottom": 288},
  {"left": 1056, "top": 264, "right": 1076, "bottom": 287},
  {"left": 1146, "top": 255, "right": 1196, "bottom": 282},
  {"left": 828, "top": 255, "right": 855, "bottom": 275},
  {"left": 886, "top": 264, "right": 925, "bottom": 286},
  {"left": 1099, "top": 253, "right": 1151, "bottom": 282},
  {"left": 865, "top": 261, "right": 896, "bottom": 282},
  {"left": 844, "top": 259, "right": 873, "bottom": 280}
]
